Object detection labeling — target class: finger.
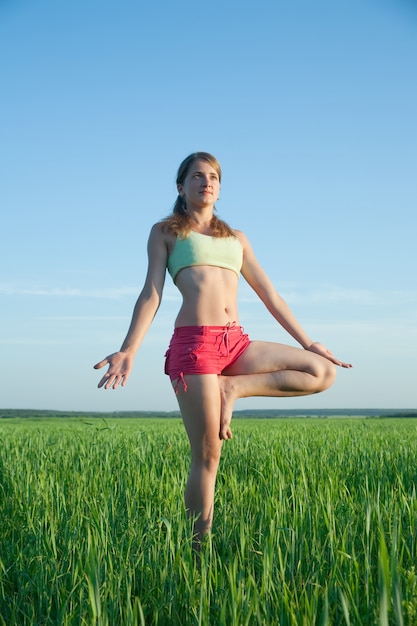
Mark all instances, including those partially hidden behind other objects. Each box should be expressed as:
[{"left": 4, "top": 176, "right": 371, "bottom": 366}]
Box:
[
  {"left": 105, "top": 375, "right": 118, "bottom": 390},
  {"left": 98, "top": 371, "right": 117, "bottom": 389},
  {"left": 98, "top": 374, "right": 111, "bottom": 388},
  {"left": 120, "top": 372, "right": 130, "bottom": 387},
  {"left": 327, "top": 354, "right": 352, "bottom": 368},
  {"left": 106, "top": 374, "right": 125, "bottom": 390},
  {"left": 98, "top": 369, "right": 130, "bottom": 389},
  {"left": 115, "top": 372, "right": 131, "bottom": 388},
  {"left": 94, "top": 359, "right": 109, "bottom": 370}
]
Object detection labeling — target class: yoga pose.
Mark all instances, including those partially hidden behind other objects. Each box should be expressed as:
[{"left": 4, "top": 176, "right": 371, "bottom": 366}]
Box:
[{"left": 94, "top": 152, "right": 352, "bottom": 542}]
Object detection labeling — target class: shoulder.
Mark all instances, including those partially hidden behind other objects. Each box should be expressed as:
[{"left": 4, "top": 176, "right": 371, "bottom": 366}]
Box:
[
  {"left": 149, "top": 221, "right": 176, "bottom": 242},
  {"left": 148, "top": 222, "right": 177, "bottom": 258},
  {"left": 233, "top": 229, "right": 252, "bottom": 250}
]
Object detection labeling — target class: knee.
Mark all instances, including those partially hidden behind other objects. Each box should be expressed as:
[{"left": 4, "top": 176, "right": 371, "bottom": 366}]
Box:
[
  {"left": 192, "top": 438, "right": 222, "bottom": 473},
  {"left": 316, "top": 359, "right": 336, "bottom": 392},
  {"left": 202, "top": 445, "right": 222, "bottom": 473},
  {"left": 192, "top": 456, "right": 221, "bottom": 477}
]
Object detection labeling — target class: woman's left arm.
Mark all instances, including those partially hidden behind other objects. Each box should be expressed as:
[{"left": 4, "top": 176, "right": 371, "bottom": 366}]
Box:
[{"left": 237, "top": 231, "right": 352, "bottom": 368}]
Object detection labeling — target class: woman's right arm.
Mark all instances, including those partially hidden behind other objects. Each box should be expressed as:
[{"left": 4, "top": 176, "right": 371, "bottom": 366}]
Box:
[{"left": 94, "top": 224, "right": 168, "bottom": 389}]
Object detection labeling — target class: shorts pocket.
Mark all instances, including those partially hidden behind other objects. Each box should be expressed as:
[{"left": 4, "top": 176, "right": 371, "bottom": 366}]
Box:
[{"left": 187, "top": 342, "right": 204, "bottom": 362}]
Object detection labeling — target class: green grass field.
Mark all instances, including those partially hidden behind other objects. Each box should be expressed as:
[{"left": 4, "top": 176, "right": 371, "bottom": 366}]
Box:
[{"left": 1, "top": 417, "right": 416, "bottom": 625}]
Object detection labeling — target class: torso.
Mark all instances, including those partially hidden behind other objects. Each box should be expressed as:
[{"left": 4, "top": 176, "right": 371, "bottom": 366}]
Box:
[
  {"left": 163, "top": 228, "right": 242, "bottom": 327},
  {"left": 167, "top": 230, "right": 243, "bottom": 282}
]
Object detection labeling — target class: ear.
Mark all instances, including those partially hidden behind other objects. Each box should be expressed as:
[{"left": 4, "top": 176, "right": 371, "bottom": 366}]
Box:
[{"left": 177, "top": 184, "right": 183, "bottom": 196}]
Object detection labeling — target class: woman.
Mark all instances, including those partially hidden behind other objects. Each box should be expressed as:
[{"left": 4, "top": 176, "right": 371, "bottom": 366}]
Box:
[{"left": 94, "top": 152, "right": 352, "bottom": 542}]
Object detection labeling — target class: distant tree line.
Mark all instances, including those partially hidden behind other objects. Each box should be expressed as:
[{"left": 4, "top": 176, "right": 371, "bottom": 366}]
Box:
[{"left": 1, "top": 408, "right": 416, "bottom": 419}]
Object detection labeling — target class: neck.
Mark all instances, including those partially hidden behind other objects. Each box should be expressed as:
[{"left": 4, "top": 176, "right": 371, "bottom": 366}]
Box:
[{"left": 186, "top": 209, "right": 214, "bottom": 228}]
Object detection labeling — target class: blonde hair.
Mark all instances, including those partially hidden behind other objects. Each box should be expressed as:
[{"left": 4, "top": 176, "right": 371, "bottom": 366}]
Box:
[{"left": 161, "top": 152, "right": 235, "bottom": 238}]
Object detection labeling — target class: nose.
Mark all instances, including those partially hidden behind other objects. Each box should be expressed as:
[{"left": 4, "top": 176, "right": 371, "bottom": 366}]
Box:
[{"left": 201, "top": 176, "right": 212, "bottom": 187}]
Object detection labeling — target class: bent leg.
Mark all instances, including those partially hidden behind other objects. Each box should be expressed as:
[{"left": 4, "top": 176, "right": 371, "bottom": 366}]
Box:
[
  {"left": 219, "top": 341, "right": 337, "bottom": 438},
  {"left": 173, "top": 374, "right": 223, "bottom": 544}
]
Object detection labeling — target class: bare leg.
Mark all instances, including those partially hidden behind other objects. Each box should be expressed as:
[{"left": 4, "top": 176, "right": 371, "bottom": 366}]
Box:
[
  {"left": 173, "top": 374, "right": 223, "bottom": 546},
  {"left": 219, "top": 341, "right": 337, "bottom": 439}
]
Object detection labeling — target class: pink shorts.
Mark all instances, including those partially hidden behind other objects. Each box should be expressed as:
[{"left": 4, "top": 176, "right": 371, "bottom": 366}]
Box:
[{"left": 164, "top": 323, "right": 251, "bottom": 393}]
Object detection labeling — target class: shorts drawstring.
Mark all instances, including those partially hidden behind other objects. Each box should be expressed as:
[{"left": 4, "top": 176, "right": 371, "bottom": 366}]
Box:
[
  {"left": 174, "top": 372, "right": 188, "bottom": 394},
  {"left": 219, "top": 321, "right": 237, "bottom": 357}
]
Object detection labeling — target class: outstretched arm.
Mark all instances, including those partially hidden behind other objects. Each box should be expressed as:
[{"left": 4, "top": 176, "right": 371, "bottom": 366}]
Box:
[
  {"left": 94, "top": 224, "right": 169, "bottom": 389},
  {"left": 237, "top": 231, "right": 352, "bottom": 368}
]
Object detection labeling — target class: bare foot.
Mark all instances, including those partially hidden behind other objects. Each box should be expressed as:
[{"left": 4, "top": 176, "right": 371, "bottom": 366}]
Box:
[{"left": 218, "top": 376, "right": 237, "bottom": 440}]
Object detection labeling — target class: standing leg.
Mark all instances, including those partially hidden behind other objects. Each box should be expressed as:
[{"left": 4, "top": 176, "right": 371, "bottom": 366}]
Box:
[{"left": 173, "top": 373, "right": 223, "bottom": 545}]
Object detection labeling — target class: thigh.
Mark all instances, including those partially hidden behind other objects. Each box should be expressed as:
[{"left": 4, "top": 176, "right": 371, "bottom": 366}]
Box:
[
  {"left": 174, "top": 374, "right": 223, "bottom": 460},
  {"left": 223, "top": 340, "right": 328, "bottom": 376}
]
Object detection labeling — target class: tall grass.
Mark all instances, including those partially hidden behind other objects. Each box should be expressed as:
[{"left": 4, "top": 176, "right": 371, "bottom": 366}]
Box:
[{"left": 0, "top": 417, "right": 416, "bottom": 625}]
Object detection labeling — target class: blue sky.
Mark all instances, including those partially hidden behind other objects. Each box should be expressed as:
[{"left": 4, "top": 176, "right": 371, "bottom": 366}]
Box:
[{"left": 1, "top": 0, "right": 416, "bottom": 412}]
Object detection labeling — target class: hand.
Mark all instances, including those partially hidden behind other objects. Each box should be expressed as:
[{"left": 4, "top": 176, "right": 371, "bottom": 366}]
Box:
[
  {"left": 93, "top": 352, "right": 134, "bottom": 389},
  {"left": 307, "top": 342, "right": 352, "bottom": 368}
]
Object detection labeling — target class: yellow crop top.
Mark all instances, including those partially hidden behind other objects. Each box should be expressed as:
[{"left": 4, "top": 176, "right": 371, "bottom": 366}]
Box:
[{"left": 167, "top": 230, "right": 243, "bottom": 283}]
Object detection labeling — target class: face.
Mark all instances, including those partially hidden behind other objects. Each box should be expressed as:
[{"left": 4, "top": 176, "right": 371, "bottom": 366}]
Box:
[{"left": 177, "top": 159, "right": 221, "bottom": 209}]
